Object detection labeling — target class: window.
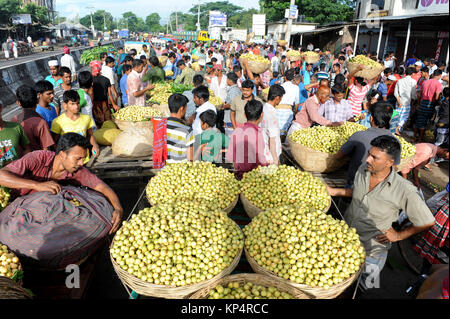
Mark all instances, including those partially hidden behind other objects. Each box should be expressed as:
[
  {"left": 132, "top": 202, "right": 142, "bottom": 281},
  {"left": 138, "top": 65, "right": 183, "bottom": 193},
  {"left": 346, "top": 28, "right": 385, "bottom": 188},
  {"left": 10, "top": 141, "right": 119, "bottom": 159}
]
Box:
[{"left": 371, "top": 0, "right": 386, "bottom": 10}]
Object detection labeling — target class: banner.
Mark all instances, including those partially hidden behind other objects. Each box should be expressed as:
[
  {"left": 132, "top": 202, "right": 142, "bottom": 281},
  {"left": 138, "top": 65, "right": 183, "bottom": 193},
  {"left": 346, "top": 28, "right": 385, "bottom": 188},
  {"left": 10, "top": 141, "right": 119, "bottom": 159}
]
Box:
[
  {"left": 209, "top": 11, "right": 227, "bottom": 27},
  {"left": 11, "top": 14, "right": 32, "bottom": 25},
  {"left": 418, "top": 0, "right": 449, "bottom": 14}
]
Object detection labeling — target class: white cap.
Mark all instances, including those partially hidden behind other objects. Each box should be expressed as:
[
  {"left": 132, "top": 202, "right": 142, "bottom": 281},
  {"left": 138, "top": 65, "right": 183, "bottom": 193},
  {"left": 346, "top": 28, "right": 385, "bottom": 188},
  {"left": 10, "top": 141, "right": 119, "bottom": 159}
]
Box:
[
  {"left": 387, "top": 75, "right": 397, "bottom": 81},
  {"left": 48, "top": 60, "right": 59, "bottom": 67},
  {"left": 314, "top": 48, "right": 320, "bottom": 52},
  {"left": 414, "top": 61, "right": 422, "bottom": 66}
]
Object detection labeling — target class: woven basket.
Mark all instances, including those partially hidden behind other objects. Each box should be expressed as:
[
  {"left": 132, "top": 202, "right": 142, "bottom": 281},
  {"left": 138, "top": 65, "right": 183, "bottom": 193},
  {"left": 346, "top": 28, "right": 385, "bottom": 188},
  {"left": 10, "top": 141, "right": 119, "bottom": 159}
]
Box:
[
  {"left": 148, "top": 195, "right": 239, "bottom": 215},
  {"left": 240, "top": 191, "right": 331, "bottom": 220},
  {"left": 113, "top": 116, "right": 154, "bottom": 132},
  {"left": 245, "top": 248, "right": 363, "bottom": 299},
  {"left": 189, "top": 273, "right": 313, "bottom": 299},
  {"left": 301, "top": 52, "right": 320, "bottom": 64},
  {"left": 110, "top": 226, "right": 243, "bottom": 299},
  {"left": 239, "top": 58, "right": 271, "bottom": 75},
  {"left": 277, "top": 40, "right": 287, "bottom": 47},
  {"left": 395, "top": 155, "right": 415, "bottom": 172},
  {"left": 0, "top": 277, "right": 32, "bottom": 299},
  {"left": 287, "top": 52, "right": 301, "bottom": 62},
  {"left": 347, "top": 61, "right": 385, "bottom": 81},
  {"left": 152, "top": 104, "right": 170, "bottom": 117},
  {"left": 288, "top": 137, "right": 348, "bottom": 173},
  {"left": 158, "top": 56, "right": 168, "bottom": 68}
]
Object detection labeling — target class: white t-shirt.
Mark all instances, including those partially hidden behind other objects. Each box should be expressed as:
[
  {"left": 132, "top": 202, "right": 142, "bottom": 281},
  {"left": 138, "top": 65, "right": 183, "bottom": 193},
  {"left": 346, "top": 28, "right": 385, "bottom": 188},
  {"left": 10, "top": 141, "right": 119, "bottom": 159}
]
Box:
[
  {"left": 261, "top": 103, "right": 281, "bottom": 162},
  {"left": 101, "top": 65, "right": 116, "bottom": 85},
  {"left": 60, "top": 54, "right": 76, "bottom": 76},
  {"left": 280, "top": 81, "right": 300, "bottom": 106},
  {"left": 193, "top": 101, "right": 217, "bottom": 136},
  {"left": 213, "top": 52, "right": 224, "bottom": 66},
  {"left": 210, "top": 76, "right": 227, "bottom": 102}
]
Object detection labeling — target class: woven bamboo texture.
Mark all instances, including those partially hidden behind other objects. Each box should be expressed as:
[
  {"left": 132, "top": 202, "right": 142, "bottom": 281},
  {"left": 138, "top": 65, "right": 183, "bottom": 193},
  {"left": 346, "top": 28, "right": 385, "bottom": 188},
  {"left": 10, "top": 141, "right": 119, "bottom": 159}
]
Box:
[
  {"left": 0, "top": 277, "right": 32, "bottom": 299},
  {"left": 239, "top": 58, "right": 271, "bottom": 74},
  {"left": 244, "top": 248, "right": 363, "bottom": 299},
  {"left": 301, "top": 52, "right": 320, "bottom": 64},
  {"left": 395, "top": 155, "right": 415, "bottom": 172},
  {"left": 277, "top": 40, "right": 287, "bottom": 47},
  {"left": 110, "top": 226, "right": 243, "bottom": 299},
  {"left": 113, "top": 117, "right": 154, "bottom": 132},
  {"left": 288, "top": 137, "right": 348, "bottom": 173},
  {"left": 189, "top": 273, "right": 313, "bottom": 299},
  {"left": 347, "top": 61, "right": 385, "bottom": 81},
  {"left": 287, "top": 53, "right": 301, "bottom": 62}
]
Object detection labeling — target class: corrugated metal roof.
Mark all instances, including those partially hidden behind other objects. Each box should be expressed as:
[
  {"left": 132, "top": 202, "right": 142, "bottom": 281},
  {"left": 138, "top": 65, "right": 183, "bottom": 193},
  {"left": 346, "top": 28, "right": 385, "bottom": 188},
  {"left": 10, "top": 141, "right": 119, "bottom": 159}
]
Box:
[{"left": 291, "top": 24, "right": 357, "bottom": 35}]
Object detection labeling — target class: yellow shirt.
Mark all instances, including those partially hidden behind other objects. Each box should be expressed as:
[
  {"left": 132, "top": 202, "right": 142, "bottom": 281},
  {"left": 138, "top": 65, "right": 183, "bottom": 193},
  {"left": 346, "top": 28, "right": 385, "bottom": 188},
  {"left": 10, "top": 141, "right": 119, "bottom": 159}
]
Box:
[{"left": 51, "top": 113, "right": 95, "bottom": 163}]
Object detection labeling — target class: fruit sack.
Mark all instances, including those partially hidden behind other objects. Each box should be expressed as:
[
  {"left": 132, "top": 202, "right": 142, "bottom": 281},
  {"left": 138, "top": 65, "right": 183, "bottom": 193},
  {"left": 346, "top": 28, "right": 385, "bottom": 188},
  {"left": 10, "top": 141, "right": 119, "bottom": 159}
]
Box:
[
  {"left": 301, "top": 51, "right": 320, "bottom": 64},
  {"left": 239, "top": 55, "right": 271, "bottom": 75},
  {"left": 0, "top": 186, "right": 113, "bottom": 270},
  {"left": 347, "top": 55, "right": 385, "bottom": 81},
  {"left": 112, "top": 126, "right": 153, "bottom": 158}
]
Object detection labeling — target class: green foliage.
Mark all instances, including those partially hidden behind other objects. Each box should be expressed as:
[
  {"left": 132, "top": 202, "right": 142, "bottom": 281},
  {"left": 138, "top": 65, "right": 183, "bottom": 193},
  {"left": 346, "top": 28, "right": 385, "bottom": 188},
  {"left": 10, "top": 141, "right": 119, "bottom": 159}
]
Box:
[
  {"left": 228, "top": 9, "right": 260, "bottom": 29},
  {"left": 145, "top": 13, "right": 162, "bottom": 32},
  {"left": 80, "top": 10, "right": 116, "bottom": 32},
  {"left": 23, "top": 3, "right": 51, "bottom": 25},
  {"left": 80, "top": 45, "right": 113, "bottom": 65},
  {"left": 188, "top": 1, "right": 245, "bottom": 30},
  {"left": 0, "top": 0, "right": 21, "bottom": 25}
]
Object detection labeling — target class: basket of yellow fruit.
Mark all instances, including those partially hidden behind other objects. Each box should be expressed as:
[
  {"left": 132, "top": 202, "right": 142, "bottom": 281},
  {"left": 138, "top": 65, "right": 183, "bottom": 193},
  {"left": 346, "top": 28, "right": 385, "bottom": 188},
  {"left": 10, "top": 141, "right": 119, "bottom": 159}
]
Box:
[
  {"left": 239, "top": 54, "right": 271, "bottom": 74},
  {"left": 158, "top": 55, "right": 168, "bottom": 67},
  {"left": 395, "top": 137, "right": 416, "bottom": 172},
  {"left": 0, "top": 243, "right": 23, "bottom": 286},
  {"left": 113, "top": 105, "right": 164, "bottom": 131},
  {"left": 192, "top": 55, "right": 199, "bottom": 61},
  {"left": 189, "top": 273, "right": 312, "bottom": 299},
  {"left": 287, "top": 50, "right": 301, "bottom": 62},
  {"left": 260, "top": 87, "right": 269, "bottom": 102},
  {"left": 347, "top": 55, "right": 385, "bottom": 80},
  {"left": 277, "top": 40, "right": 287, "bottom": 47},
  {"left": 0, "top": 187, "right": 11, "bottom": 212},
  {"left": 301, "top": 51, "right": 320, "bottom": 64}
]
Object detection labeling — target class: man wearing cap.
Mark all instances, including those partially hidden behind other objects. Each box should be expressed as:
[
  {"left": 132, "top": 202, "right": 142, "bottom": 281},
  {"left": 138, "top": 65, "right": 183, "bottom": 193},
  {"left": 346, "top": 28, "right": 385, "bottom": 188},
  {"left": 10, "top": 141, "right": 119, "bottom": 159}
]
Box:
[
  {"left": 412, "top": 61, "right": 425, "bottom": 82},
  {"left": 60, "top": 46, "right": 77, "bottom": 82},
  {"left": 45, "top": 60, "right": 63, "bottom": 88},
  {"left": 327, "top": 134, "right": 435, "bottom": 290}
]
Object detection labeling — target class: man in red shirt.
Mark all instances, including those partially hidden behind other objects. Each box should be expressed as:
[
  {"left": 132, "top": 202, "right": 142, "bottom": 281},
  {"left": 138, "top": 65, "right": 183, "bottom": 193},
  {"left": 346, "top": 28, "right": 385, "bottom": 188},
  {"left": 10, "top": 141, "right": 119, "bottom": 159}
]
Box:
[
  {"left": 0, "top": 133, "right": 123, "bottom": 234},
  {"left": 12, "top": 85, "right": 54, "bottom": 151}
]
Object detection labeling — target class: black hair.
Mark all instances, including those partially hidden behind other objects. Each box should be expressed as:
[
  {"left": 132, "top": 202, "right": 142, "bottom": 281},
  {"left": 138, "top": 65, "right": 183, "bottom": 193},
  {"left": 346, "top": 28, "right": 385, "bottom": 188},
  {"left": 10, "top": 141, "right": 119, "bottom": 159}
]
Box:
[
  {"left": 118, "top": 47, "right": 124, "bottom": 51},
  {"left": 433, "top": 69, "right": 443, "bottom": 77},
  {"left": 35, "top": 80, "right": 54, "bottom": 94},
  {"left": 183, "top": 55, "right": 190, "bottom": 62},
  {"left": 285, "top": 68, "right": 296, "bottom": 81},
  {"left": 168, "top": 93, "right": 188, "bottom": 113},
  {"left": 384, "top": 53, "right": 390, "bottom": 59},
  {"left": 192, "top": 85, "right": 210, "bottom": 102},
  {"left": 244, "top": 99, "right": 263, "bottom": 122},
  {"left": 176, "top": 60, "right": 185, "bottom": 68},
  {"left": 370, "top": 135, "right": 401, "bottom": 164},
  {"left": 132, "top": 59, "right": 144, "bottom": 68},
  {"left": 421, "top": 66, "right": 429, "bottom": 73},
  {"left": 193, "top": 74, "right": 204, "bottom": 87},
  {"left": 149, "top": 56, "right": 160, "bottom": 67},
  {"left": 211, "top": 57, "right": 218, "bottom": 63},
  {"left": 405, "top": 67, "right": 415, "bottom": 76},
  {"left": 105, "top": 56, "right": 115, "bottom": 64},
  {"left": 124, "top": 55, "right": 134, "bottom": 63},
  {"left": 63, "top": 90, "right": 80, "bottom": 104},
  {"left": 331, "top": 83, "right": 346, "bottom": 95},
  {"left": 78, "top": 71, "right": 93, "bottom": 89},
  {"left": 59, "top": 66, "right": 71, "bottom": 76},
  {"left": 241, "top": 80, "right": 255, "bottom": 90},
  {"left": 16, "top": 85, "right": 37, "bottom": 109},
  {"left": 233, "top": 65, "right": 242, "bottom": 73},
  {"left": 333, "top": 63, "right": 342, "bottom": 70},
  {"left": 355, "top": 77, "right": 365, "bottom": 85},
  {"left": 56, "top": 132, "right": 92, "bottom": 155},
  {"left": 268, "top": 84, "right": 285, "bottom": 101},
  {"left": 123, "top": 64, "right": 132, "bottom": 73},
  {"left": 139, "top": 55, "right": 147, "bottom": 60},
  {"left": 199, "top": 110, "right": 216, "bottom": 128},
  {"left": 99, "top": 52, "right": 107, "bottom": 59},
  {"left": 168, "top": 52, "right": 176, "bottom": 59},
  {"left": 206, "top": 62, "right": 213, "bottom": 69},
  {"left": 319, "top": 63, "right": 326, "bottom": 71},
  {"left": 226, "top": 72, "right": 238, "bottom": 84},
  {"left": 281, "top": 55, "right": 286, "bottom": 60},
  {"left": 338, "top": 56, "right": 346, "bottom": 61},
  {"left": 130, "top": 49, "right": 137, "bottom": 55},
  {"left": 272, "top": 71, "right": 279, "bottom": 78},
  {"left": 142, "top": 44, "right": 147, "bottom": 48},
  {"left": 370, "top": 101, "right": 393, "bottom": 129},
  {"left": 443, "top": 87, "right": 449, "bottom": 98}
]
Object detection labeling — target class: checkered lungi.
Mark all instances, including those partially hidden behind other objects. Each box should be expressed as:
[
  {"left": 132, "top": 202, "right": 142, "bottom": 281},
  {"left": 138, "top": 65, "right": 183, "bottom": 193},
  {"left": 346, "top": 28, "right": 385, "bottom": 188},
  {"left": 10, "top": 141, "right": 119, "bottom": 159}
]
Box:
[{"left": 415, "top": 100, "right": 435, "bottom": 129}]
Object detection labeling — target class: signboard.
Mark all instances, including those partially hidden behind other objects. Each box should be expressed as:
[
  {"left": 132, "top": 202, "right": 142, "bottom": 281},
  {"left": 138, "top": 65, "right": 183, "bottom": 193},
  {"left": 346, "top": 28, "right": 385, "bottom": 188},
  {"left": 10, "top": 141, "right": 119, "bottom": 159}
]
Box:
[
  {"left": 11, "top": 14, "right": 32, "bottom": 25},
  {"left": 209, "top": 27, "right": 221, "bottom": 40},
  {"left": 118, "top": 29, "right": 129, "bottom": 38},
  {"left": 289, "top": 4, "right": 298, "bottom": 19},
  {"left": 231, "top": 29, "right": 248, "bottom": 42},
  {"left": 285, "top": 9, "right": 298, "bottom": 19},
  {"left": 209, "top": 11, "right": 227, "bottom": 27},
  {"left": 418, "top": 0, "right": 449, "bottom": 14},
  {"left": 252, "top": 14, "right": 266, "bottom": 37}
]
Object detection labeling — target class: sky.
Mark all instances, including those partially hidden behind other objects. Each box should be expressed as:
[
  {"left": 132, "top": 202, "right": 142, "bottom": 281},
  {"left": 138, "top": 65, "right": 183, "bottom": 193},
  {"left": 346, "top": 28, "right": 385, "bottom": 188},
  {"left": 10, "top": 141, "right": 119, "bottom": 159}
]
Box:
[{"left": 55, "top": 0, "right": 261, "bottom": 24}]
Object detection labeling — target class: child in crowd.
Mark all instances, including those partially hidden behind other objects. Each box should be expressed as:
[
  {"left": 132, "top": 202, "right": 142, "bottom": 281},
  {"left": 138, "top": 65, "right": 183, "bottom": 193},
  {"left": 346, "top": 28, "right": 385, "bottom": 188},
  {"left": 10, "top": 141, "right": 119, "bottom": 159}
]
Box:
[
  {"left": 226, "top": 99, "right": 268, "bottom": 180},
  {"left": 51, "top": 90, "right": 99, "bottom": 162},
  {"left": 270, "top": 72, "right": 281, "bottom": 86},
  {"left": 120, "top": 64, "right": 132, "bottom": 107},
  {"left": 195, "top": 110, "right": 229, "bottom": 163},
  {"left": 35, "top": 80, "right": 58, "bottom": 129}
]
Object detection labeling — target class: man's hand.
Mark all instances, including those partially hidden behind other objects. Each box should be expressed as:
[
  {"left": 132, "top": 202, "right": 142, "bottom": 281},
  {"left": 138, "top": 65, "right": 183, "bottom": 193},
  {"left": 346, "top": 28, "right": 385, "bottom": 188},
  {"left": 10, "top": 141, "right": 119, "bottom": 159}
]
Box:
[
  {"left": 34, "top": 181, "right": 61, "bottom": 194},
  {"left": 330, "top": 122, "right": 344, "bottom": 127},
  {"left": 376, "top": 227, "right": 401, "bottom": 244},
  {"left": 109, "top": 210, "right": 123, "bottom": 234},
  {"left": 112, "top": 104, "right": 121, "bottom": 112},
  {"left": 146, "top": 84, "right": 155, "bottom": 91},
  {"left": 223, "top": 103, "right": 231, "bottom": 110},
  {"left": 92, "top": 144, "right": 100, "bottom": 158}
]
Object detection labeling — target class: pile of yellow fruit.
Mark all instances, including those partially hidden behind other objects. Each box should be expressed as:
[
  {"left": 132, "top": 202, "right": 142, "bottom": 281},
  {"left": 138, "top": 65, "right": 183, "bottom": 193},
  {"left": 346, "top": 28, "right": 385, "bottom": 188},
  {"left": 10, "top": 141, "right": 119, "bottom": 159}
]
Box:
[
  {"left": 165, "top": 70, "right": 174, "bottom": 77},
  {"left": 0, "top": 244, "right": 21, "bottom": 279},
  {"left": 398, "top": 136, "right": 416, "bottom": 159},
  {"left": 240, "top": 54, "right": 270, "bottom": 65},
  {"left": 302, "top": 51, "right": 319, "bottom": 57},
  {"left": 149, "top": 83, "right": 172, "bottom": 105},
  {"left": 349, "top": 55, "right": 384, "bottom": 69},
  {"left": 111, "top": 201, "right": 243, "bottom": 286},
  {"left": 146, "top": 161, "right": 240, "bottom": 210},
  {"left": 209, "top": 96, "right": 223, "bottom": 108},
  {"left": 287, "top": 50, "right": 301, "bottom": 60},
  {"left": 114, "top": 105, "right": 163, "bottom": 122},
  {"left": 240, "top": 165, "right": 330, "bottom": 212},
  {"left": 244, "top": 204, "right": 365, "bottom": 288},
  {"left": 208, "top": 282, "right": 294, "bottom": 299},
  {"left": 0, "top": 188, "right": 10, "bottom": 210}
]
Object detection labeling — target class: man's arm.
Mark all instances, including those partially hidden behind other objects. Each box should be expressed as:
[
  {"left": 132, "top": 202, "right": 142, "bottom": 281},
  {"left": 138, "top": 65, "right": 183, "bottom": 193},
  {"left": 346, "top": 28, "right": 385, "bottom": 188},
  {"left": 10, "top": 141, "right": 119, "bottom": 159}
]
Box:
[
  {"left": 326, "top": 185, "right": 353, "bottom": 197},
  {"left": 93, "top": 181, "right": 123, "bottom": 234},
  {"left": 269, "top": 137, "right": 279, "bottom": 165},
  {"left": 307, "top": 102, "right": 333, "bottom": 127},
  {"left": 133, "top": 83, "right": 154, "bottom": 98},
  {"left": 376, "top": 223, "right": 434, "bottom": 244},
  {"left": 0, "top": 167, "right": 61, "bottom": 194}
]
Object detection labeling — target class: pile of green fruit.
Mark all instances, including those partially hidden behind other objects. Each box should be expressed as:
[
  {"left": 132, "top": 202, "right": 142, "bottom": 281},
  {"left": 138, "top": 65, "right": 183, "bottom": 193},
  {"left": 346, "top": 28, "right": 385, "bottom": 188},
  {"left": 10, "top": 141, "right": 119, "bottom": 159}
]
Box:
[
  {"left": 148, "top": 83, "right": 172, "bottom": 105},
  {"left": 114, "top": 105, "right": 163, "bottom": 122},
  {"left": 0, "top": 244, "right": 21, "bottom": 280},
  {"left": 244, "top": 204, "right": 365, "bottom": 289},
  {"left": 0, "top": 188, "right": 10, "bottom": 211},
  {"left": 80, "top": 45, "right": 114, "bottom": 65},
  {"left": 208, "top": 282, "right": 294, "bottom": 299},
  {"left": 289, "top": 122, "right": 368, "bottom": 153},
  {"left": 111, "top": 201, "right": 243, "bottom": 286},
  {"left": 397, "top": 136, "right": 416, "bottom": 159},
  {"left": 240, "top": 165, "right": 330, "bottom": 211},
  {"left": 240, "top": 54, "right": 271, "bottom": 65},
  {"left": 349, "top": 55, "right": 384, "bottom": 69},
  {"left": 146, "top": 162, "right": 240, "bottom": 210}
]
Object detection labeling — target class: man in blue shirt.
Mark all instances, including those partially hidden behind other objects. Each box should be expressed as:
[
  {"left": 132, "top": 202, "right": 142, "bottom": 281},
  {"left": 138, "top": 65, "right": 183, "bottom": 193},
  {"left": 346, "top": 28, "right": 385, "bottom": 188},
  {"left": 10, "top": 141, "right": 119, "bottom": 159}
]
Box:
[
  {"left": 377, "top": 75, "right": 396, "bottom": 101},
  {"left": 301, "top": 61, "right": 314, "bottom": 86},
  {"left": 35, "top": 80, "right": 58, "bottom": 128},
  {"left": 120, "top": 64, "right": 132, "bottom": 107}
]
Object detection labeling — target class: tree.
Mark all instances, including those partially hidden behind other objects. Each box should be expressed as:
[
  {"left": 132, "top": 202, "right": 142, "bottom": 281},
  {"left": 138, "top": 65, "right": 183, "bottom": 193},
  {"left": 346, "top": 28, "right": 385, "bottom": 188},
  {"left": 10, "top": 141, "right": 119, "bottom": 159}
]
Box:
[
  {"left": 23, "top": 3, "right": 51, "bottom": 25},
  {"left": 262, "top": 0, "right": 355, "bottom": 25},
  {"left": 0, "top": 0, "right": 21, "bottom": 25},
  {"left": 145, "top": 13, "right": 162, "bottom": 32},
  {"left": 228, "top": 9, "right": 259, "bottom": 29},
  {"left": 188, "top": 1, "right": 244, "bottom": 30},
  {"left": 119, "top": 11, "right": 147, "bottom": 32},
  {"left": 80, "top": 10, "right": 115, "bottom": 32},
  {"left": 169, "top": 12, "right": 197, "bottom": 32}
]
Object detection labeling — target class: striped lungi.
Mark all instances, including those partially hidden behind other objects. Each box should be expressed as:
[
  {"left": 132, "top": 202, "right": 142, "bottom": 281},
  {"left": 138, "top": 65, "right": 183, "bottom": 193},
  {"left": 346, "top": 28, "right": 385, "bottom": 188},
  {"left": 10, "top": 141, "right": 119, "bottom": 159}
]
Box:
[
  {"left": 415, "top": 100, "right": 435, "bottom": 129},
  {"left": 275, "top": 108, "right": 294, "bottom": 136},
  {"left": 396, "top": 104, "right": 411, "bottom": 130}
]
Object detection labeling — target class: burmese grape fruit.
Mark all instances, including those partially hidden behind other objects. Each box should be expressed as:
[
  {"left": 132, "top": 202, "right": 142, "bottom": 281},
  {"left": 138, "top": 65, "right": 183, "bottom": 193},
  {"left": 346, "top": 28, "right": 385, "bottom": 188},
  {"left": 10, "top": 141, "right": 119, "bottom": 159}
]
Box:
[
  {"left": 287, "top": 50, "right": 301, "bottom": 58},
  {"left": 240, "top": 165, "right": 330, "bottom": 211},
  {"left": 0, "top": 188, "right": 10, "bottom": 210},
  {"left": 146, "top": 161, "right": 240, "bottom": 210},
  {"left": 244, "top": 204, "right": 365, "bottom": 289},
  {"left": 111, "top": 201, "right": 244, "bottom": 286},
  {"left": 349, "top": 55, "right": 384, "bottom": 69},
  {"left": 114, "top": 105, "right": 163, "bottom": 122},
  {"left": 397, "top": 136, "right": 416, "bottom": 159},
  {"left": 208, "top": 282, "right": 294, "bottom": 299},
  {"left": 0, "top": 244, "right": 20, "bottom": 279},
  {"left": 240, "top": 54, "right": 271, "bottom": 65},
  {"left": 209, "top": 96, "right": 223, "bottom": 108},
  {"left": 289, "top": 122, "right": 368, "bottom": 153},
  {"left": 148, "top": 82, "right": 173, "bottom": 105}
]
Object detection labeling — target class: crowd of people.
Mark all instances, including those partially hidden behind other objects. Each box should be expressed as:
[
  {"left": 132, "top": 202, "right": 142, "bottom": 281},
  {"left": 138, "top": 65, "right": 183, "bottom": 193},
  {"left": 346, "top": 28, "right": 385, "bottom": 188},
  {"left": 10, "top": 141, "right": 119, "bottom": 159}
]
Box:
[{"left": 0, "top": 37, "right": 448, "bottom": 297}]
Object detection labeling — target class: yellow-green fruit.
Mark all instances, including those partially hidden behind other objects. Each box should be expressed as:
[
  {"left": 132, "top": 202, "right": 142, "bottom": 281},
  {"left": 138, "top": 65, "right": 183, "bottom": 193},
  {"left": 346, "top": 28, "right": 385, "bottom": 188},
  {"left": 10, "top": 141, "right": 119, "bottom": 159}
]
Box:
[
  {"left": 349, "top": 55, "right": 384, "bottom": 69},
  {"left": 397, "top": 136, "right": 416, "bottom": 159},
  {"left": 0, "top": 244, "right": 20, "bottom": 279},
  {"left": 94, "top": 128, "right": 122, "bottom": 146},
  {"left": 101, "top": 120, "right": 117, "bottom": 129},
  {"left": 240, "top": 54, "right": 270, "bottom": 65},
  {"left": 243, "top": 204, "right": 365, "bottom": 288},
  {"left": 114, "top": 105, "right": 163, "bottom": 121},
  {"left": 208, "top": 282, "right": 294, "bottom": 299},
  {"left": 111, "top": 201, "right": 244, "bottom": 286},
  {"left": 0, "top": 188, "right": 10, "bottom": 209},
  {"left": 240, "top": 165, "right": 329, "bottom": 211}
]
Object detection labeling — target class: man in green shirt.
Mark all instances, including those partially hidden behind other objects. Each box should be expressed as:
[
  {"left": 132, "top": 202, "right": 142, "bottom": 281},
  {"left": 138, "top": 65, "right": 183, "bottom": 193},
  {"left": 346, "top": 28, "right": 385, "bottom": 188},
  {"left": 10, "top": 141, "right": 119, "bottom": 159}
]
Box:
[
  {"left": 0, "top": 102, "right": 31, "bottom": 168},
  {"left": 142, "top": 56, "right": 165, "bottom": 84},
  {"left": 195, "top": 110, "right": 229, "bottom": 163},
  {"left": 175, "top": 60, "right": 195, "bottom": 86}
]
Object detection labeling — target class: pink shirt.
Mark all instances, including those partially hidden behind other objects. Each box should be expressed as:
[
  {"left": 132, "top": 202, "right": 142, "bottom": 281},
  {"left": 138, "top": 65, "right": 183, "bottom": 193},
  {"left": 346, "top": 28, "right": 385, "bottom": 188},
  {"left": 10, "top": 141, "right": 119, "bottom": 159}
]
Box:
[
  {"left": 127, "top": 70, "right": 145, "bottom": 106},
  {"left": 400, "top": 143, "right": 438, "bottom": 174},
  {"left": 294, "top": 95, "right": 332, "bottom": 129},
  {"left": 348, "top": 81, "right": 370, "bottom": 116},
  {"left": 420, "top": 78, "right": 443, "bottom": 103}
]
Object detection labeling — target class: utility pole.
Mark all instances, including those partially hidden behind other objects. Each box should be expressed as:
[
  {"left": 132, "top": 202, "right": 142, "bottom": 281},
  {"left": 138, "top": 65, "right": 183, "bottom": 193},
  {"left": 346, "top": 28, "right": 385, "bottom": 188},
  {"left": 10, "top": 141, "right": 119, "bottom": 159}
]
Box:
[
  {"left": 285, "top": 0, "right": 295, "bottom": 47},
  {"left": 197, "top": 0, "right": 201, "bottom": 32},
  {"left": 87, "top": 6, "right": 95, "bottom": 36},
  {"left": 175, "top": 11, "right": 178, "bottom": 32},
  {"left": 103, "top": 12, "right": 106, "bottom": 32}
]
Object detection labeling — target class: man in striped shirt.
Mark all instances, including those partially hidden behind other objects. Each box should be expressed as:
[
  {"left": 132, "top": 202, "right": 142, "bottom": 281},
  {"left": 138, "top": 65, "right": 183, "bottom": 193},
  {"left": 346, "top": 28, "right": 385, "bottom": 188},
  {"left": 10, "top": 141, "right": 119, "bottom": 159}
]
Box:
[
  {"left": 347, "top": 65, "right": 376, "bottom": 116},
  {"left": 166, "top": 94, "right": 195, "bottom": 163}
]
